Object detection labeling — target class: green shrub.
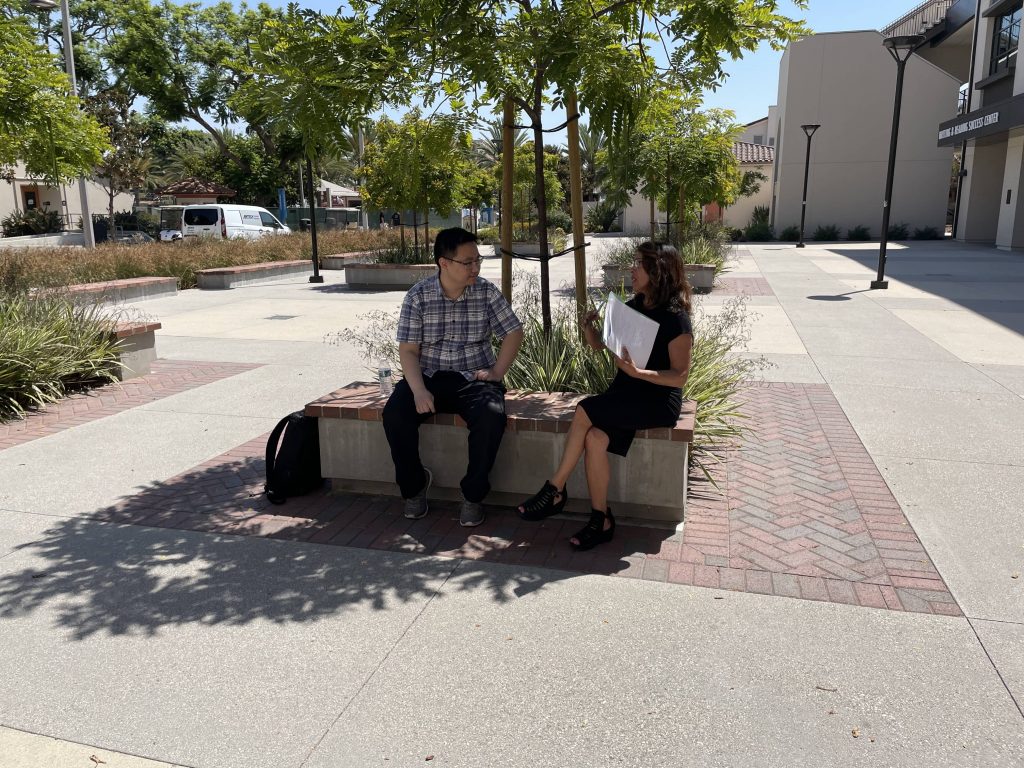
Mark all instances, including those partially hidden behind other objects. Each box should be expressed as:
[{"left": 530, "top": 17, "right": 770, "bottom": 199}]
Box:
[
  {"left": 847, "top": 225, "right": 872, "bottom": 241},
  {"left": 778, "top": 225, "right": 800, "bottom": 241},
  {"left": 913, "top": 226, "right": 942, "bottom": 240},
  {"left": 585, "top": 200, "right": 621, "bottom": 233},
  {"left": 0, "top": 288, "right": 121, "bottom": 421},
  {"left": 372, "top": 245, "right": 434, "bottom": 264},
  {"left": 544, "top": 209, "right": 573, "bottom": 233},
  {"left": 2, "top": 210, "right": 64, "bottom": 237},
  {"left": 812, "top": 224, "right": 841, "bottom": 241},
  {"left": 750, "top": 205, "right": 770, "bottom": 226},
  {"left": 744, "top": 222, "right": 774, "bottom": 242},
  {"left": 602, "top": 236, "right": 644, "bottom": 268},
  {"left": 887, "top": 222, "right": 909, "bottom": 240},
  {"left": 476, "top": 225, "right": 499, "bottom": 243},
  {"left": 727, "top": 227, "right": 744, "bottom": 242}
]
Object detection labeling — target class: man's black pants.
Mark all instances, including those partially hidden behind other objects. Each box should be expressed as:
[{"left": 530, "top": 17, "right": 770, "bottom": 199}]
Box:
[{"left": 382, "top": 371, "right": 507, "bottom": 503}]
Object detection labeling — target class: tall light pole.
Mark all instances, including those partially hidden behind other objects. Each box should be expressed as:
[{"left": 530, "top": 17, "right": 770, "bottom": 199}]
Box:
[
  {"left": 873, "top": 34, "right": 925, "bottom": 290},
  {"left": 796, "top": 123, "right": 820, "bottom": 248},
  {"left": 30, "top": 0, "right": 95, "bottom": 249}
]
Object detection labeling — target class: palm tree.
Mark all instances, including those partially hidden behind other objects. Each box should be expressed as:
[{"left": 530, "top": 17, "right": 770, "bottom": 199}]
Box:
[
  {"left": 578, "top": 122, "right": 606, "bottom": 200},
  {"left": 472, "top": 117, "right": 527, "bottom": 168}
]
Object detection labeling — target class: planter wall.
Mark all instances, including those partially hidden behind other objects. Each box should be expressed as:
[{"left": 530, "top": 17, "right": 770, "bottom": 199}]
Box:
[
  {"left": 685, "top": 264, "right": 715, "bottom": 292},
  {"left": 344, "top": 263, "right": 437, "bottom": 290},
  {"left": 320, "top": 250, "right": 376, "bottom": 270}
]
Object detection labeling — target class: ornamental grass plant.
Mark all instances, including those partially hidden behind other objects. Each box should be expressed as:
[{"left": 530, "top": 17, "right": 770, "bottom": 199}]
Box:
[
  {"left": 0, "top": 229, "right": 406, "bottom": 291},
  {"left": 0, "top": 287, "right": 122, "bottom": 422}
]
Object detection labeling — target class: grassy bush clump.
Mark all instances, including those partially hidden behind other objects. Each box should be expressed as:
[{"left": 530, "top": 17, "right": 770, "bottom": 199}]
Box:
[
  {"left": 887, "top": 222, "right": 910, "bottom": 240},
  {"left": 585, "top": 200, "right": 621, "bottom": 233},
  {"left": 0, "top": 288, "right": 121, "bottom": 422},
  {"left": 812, "top": 224, "right": 841, "bottom": 241},
  {"left": 847, "top": 225, "right": 872, "bottom": 241},
  {"left": 336, "top": 269, "right": 765, "bottom": 480},
  {"left": 743, "top": 222, "right": 774, "bottom": 241},
  {"left": 0, "top": 229, "right": 407, "bottom": 291},
  {"left": 778, "top": 225, "right": 800, "bottom": 241},
  {"left": 372, "top": 245, "right": 434, "bottom": 264},
  {"left": 913, "top": 226, "right": 942, "bottom": 240}
]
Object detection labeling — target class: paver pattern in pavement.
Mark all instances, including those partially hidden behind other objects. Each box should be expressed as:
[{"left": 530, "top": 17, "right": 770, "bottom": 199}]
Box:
[
  {"left": 714, "top": 276, "right": 774, "bottom": 296},
  {"left": 88, "top": 378, "right": 958, "bottom": 616},
  {"left": 0, "top": 360, "right": 259, "bottom": 451}
]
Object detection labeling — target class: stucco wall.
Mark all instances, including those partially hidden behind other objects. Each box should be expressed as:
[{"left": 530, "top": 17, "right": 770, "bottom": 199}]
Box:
[
  {"left": 721, "top": 163, "right": 773, "bottom": 229},
  {"left": 773, "top": 31, "right": 959, "bottom": 236}
]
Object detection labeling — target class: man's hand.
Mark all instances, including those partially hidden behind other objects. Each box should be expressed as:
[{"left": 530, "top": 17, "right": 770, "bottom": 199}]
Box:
[
  {"left": 413, "top": 389, "right": 436, "bottom": 414},
  {"left": 582, "top": 310, "right": 602, "bottom": 349},
  {"left": 474, "top": 368, "right": 500, "bottom": 382}
]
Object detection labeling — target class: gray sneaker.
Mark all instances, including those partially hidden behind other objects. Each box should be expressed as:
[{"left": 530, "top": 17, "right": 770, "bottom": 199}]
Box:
[
  {"left": 459, "top": 499, "right": 485, "bottom": 527},
  {"left": 403, "top": 468, "right": 433, "bottom": 519}
]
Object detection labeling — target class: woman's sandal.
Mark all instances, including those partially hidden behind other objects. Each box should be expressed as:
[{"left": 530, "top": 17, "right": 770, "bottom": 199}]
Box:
[
  {"left": 570, "top": 507, "right": 616, "bottom": 551},
  {"left": 517, "top": 481, "right": 568, "bottom": 521}
]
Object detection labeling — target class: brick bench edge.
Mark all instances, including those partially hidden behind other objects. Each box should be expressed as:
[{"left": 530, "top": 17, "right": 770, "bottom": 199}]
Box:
[
  {"left": 196, "top": 259, "right": 310, "bottom": 276},
  {"left": 306, "top": 384, "right": 695, "bottom": 443}
]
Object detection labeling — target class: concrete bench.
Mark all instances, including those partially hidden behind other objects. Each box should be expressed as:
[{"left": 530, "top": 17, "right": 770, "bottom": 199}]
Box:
[
  {"left": 110, "top": 321, "right": 161, "bottom": 380},
  {"left": 65, "top": 276, "right": 178, "bottom": 303},
  {"left": 320, "top": 250, "right": 376, "bottom": 270},
  {"left": 196, "top": 260, "right": 314, "bottom": 289},
  {"left": 306, "top": 383, "right": 695, "bottom": 522},
  {"left": 343, "top": 263, "right": 437, "bottom": 290}
]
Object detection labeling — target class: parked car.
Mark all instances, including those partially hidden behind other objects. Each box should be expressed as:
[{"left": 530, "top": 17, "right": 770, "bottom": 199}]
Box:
[
  {"left": 114, "top": 230, "right": 155, "bottom": 245},
  {"left": 181, "top": 204, "right": 291, "bottom": 240}
]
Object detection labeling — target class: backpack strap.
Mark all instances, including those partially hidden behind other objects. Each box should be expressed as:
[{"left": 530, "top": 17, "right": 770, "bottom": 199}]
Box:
[{"left": 264, "top": 415, "right": 292, "bottom": 503}]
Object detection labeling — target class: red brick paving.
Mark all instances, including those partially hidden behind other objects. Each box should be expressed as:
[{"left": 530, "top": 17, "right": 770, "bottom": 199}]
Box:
[
  {"left": 715, "top": 277, "right": 774, "bottom": 296},
  {"left": 87, "top": 382, "right": 959, "bottom": 616},
  {"left": 0, "top": 360, "right": 259, "bottom": 451}
]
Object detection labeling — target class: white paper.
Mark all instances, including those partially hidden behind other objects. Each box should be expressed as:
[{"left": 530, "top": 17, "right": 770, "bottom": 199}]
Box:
[{"left": 602, "top": 292, "right": 659, "bottom": 370}]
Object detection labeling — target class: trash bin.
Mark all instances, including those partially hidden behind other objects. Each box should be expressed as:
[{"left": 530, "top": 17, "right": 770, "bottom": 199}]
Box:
[
  {"left": 299, "top": 218, "right": 311, "bottom": 232},
  {"left": 92, "top": 218, "right": 108, "bottom": 243}
]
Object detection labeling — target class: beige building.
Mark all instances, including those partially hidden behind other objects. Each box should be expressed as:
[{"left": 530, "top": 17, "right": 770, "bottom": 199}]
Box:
[
  {"left": 705, "top": 142, "right": 775, "bottom": 230},
  {"left": 770, "top": 29, "right": 959, "bottom": 237},
  {"left": 2, "top": 161, "right": 133, "bottom": 228},
  {"left": 919, "top": 0, "right": 1024, "bottom": 248}
]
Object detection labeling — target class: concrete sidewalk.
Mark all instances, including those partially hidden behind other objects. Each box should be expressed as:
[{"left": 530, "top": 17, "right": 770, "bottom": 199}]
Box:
[{"left": 0, "top": 239, "right": 1022, "bottom": 766}]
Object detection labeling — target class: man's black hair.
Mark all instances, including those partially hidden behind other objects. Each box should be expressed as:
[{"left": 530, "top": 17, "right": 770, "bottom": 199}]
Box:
[{"left": 433, "top": 227, "right": 479, "bottom": 265}]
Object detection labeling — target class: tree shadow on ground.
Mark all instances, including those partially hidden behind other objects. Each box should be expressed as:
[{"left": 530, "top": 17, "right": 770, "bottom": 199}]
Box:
[{"left": 0, "top": 450, "right": 675, "bottom": 641}]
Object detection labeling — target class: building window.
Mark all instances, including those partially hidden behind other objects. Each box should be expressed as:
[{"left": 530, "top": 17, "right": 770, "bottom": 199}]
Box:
[
  {"left": 990, "top": 4, "right": 1023, "bottom": 76},
  {"left": 753, "top": 134, "right": 763, "bottom": 145},
  {"left": 768, "top": 137, "right": 775, "bottom": 146}
]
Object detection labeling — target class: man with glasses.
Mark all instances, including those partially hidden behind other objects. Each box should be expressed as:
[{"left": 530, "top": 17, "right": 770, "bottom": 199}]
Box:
[{"left": 382, "top": 227, "right": 524, "bottom": 526}]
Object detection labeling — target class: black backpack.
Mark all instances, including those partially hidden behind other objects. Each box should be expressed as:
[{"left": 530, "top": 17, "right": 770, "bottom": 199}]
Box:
[{"left": 264, "top": 411, "right": 323, "bottom": 505}]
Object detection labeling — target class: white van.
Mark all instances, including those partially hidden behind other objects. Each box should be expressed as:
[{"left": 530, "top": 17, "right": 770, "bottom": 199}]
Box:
[{"left": 181, "top": 205, "right": 291, "bottom": 240}]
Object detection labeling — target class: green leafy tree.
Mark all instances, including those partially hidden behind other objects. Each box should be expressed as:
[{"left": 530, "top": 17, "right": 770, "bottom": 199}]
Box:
[
  {"left": 366, "top": 0, "right": 808, "bottom": 330},
  {"left": 88, "top": 87, "right": 150, "bottom": 221},
  {"left": 361, "top": 111, "right": 474, "bottom": 244},
  {"left": 0, "top": 6, "right": 108, "bottom": 183}
]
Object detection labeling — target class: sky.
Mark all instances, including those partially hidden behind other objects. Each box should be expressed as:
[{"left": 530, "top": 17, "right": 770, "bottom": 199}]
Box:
[{"left": 250, "top": 0, "right": 905, "bottom": 128}]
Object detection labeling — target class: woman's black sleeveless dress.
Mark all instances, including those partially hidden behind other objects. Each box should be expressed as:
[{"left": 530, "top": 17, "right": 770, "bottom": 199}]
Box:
[{"left": 579, "top": 295, "right": 693, "bottom": 456}]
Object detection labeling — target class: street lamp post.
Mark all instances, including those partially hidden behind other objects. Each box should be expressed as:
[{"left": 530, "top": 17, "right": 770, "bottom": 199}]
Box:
[
  {"left": 30, "top": 0, "right": 95, "bottom": 249},
  {"left": 796, "top": 123, "right": 820, "bottom": 248},
  {"left": 873, "top": 34, "right": 925, "bottom": 290}
]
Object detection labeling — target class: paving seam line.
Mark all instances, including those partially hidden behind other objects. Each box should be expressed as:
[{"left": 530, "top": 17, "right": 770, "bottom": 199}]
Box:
[
  {"left": 966, "top": 617, "right": 1024, "bottom": 722},
  {"left": 296, "top": 554, "right": 462, "bottom": 767},
  {"left": 0, "top": 723, "right": 198, "bottom": 768},
  {"left": 965, "top": 360, "right": 1024, "bottom": 400}
]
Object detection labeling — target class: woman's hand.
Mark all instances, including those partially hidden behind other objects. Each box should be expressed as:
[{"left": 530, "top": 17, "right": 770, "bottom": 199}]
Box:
[
  {"left": 613, "top": 347, "right": 641, "bottom": 378},
  {"left": 582, "top": 310, "right": 602, "bottom": 349}
]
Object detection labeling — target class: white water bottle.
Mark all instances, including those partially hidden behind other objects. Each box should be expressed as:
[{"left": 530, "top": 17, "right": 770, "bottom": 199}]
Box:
[{"left": 378, "top": 360, "right": 393, "bottom": 396}]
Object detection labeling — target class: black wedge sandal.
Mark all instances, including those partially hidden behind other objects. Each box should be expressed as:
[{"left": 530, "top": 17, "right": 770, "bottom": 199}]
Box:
[
  {"left": 570, "top": 507, "right": 615, "bottom": 551},
  {"left": 517, "top": 481, "right": 568, "bottom": 521}
]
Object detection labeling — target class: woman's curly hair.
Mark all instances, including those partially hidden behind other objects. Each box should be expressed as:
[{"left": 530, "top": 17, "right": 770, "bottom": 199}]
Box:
[{"left": 634, "top": 241, "right": 692, "bottom": 315}]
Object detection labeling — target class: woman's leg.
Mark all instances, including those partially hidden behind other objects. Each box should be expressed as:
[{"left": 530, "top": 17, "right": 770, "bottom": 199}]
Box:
[
  {"left": 570, "top": 427, "right": 613, "bottom": 546},
  {"left": 549, "top": 405, "right": 592, "bottom": 491}
]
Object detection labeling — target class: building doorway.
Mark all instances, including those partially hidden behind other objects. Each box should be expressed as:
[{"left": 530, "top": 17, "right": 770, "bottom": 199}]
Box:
[{"left": 23, "top": 188, "right": 38, "bottom": 212}]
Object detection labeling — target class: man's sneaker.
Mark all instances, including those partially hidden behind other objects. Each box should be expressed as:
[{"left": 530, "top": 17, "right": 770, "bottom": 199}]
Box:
[
  {"left": 403, "top": 468, "right": 433, "bottom": 519},
  {"left": 459, "top": 499, "right": 485, "bottom": 527}
]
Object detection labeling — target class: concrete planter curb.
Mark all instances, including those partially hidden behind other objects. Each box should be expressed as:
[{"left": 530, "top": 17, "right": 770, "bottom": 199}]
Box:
[
  {"left": 196, "top": 260, "right": 312, "bottom": 289},
  {"left": 63, "top": 276, "right": 179, "bottom": 303},
  {"left": 343, "top": 263, "right": 437, "bottom": 290},
  {"left": 320, "top": 251, "right": 376, "bottom": 270}
]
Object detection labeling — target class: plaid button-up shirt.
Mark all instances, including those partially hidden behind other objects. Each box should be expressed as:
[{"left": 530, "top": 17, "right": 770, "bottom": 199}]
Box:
[{"left": 397, "top": 276, "right": 522, "bottom": 379}]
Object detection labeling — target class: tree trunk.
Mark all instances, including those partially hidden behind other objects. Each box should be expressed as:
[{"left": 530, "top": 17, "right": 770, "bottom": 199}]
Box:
[
  {"left": 500, "top": 100, "right": 515, "bottom": 302},
  {"left": 565, "top": 88, "right": 587, "bottom": 321},
  {"left": 530, "top": 84, "right": 551, "bottom": 333},
  {"left": 677, "top": 184, "right": 687, "bottom": 245},
  {"left": 424, "top": 209, "right": 430, "bottom": 256},
  {"left": 413, "top": 209, "right": 419, "bottom": 254},
  {"left": 650, "top": 195, "right": 656, "bottom": 241}
]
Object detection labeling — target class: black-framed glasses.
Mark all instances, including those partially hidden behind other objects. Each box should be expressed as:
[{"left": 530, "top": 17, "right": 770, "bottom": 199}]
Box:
[{"left": 444, "top": 256, "right": 483, "bottom": 267}]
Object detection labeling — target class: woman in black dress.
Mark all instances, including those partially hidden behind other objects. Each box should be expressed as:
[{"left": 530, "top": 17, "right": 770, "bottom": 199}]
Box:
[{"left": 516, "top": 241, "right": 694, "bottom": 549}]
